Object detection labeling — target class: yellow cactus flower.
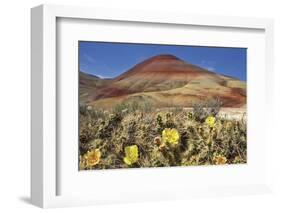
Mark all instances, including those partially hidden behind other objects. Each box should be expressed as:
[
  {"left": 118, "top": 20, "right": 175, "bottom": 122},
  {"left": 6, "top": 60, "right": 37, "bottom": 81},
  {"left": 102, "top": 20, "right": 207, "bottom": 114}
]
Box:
[
  {"left": 205, "top": 116, "right": 216, "bottom": 128},
  {"left": 162, "top": 128, "right": 180, "bottom": 145},
  {"left": 213, "top": 154, "right": 227, "bottom": 165},
  {"left": 84, "top": 149, "right": 101, "bottom": 167},
  {"left": 123, "top": 145, "right": 139, "bottom": 165}
]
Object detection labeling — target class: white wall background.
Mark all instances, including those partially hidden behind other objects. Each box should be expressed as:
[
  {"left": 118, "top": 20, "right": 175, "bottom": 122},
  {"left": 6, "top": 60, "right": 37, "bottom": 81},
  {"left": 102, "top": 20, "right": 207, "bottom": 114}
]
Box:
[{"left": 0, "top": 0, "right": 280, "bottom": 212}]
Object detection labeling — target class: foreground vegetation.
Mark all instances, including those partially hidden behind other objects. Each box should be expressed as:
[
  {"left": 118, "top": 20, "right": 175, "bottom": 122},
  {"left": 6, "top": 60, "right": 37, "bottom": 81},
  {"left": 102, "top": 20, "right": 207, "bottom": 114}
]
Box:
[{"left": 79, "top": 100, "right": 247, "bottom": 170}]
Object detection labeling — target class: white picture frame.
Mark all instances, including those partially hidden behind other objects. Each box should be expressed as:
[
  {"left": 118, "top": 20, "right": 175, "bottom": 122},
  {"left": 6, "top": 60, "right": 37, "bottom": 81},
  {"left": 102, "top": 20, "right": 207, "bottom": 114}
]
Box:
[{"left": 31, "top": 4, "right": 274, "bottom": 208}]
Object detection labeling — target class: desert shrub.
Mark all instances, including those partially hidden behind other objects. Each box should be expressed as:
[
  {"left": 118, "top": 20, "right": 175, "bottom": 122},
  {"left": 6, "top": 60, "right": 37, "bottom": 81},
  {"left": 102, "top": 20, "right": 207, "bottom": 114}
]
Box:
[
  {"left": 79, "top": 104, "right": 246, "bottom": 170},
  {"left": 192, "top": 97, "right": 222, "bottom": 122},
  {"left": 79, "top": 104, "right": 107, "bottom": 119},
  {"left": 142, "top": 100, "right": 153, "bottom": 113},
  {"left": 205, "top": 97, "right": 223, "bottom": 116},
  {"left": 130, "top": 100, "right": 140, "bottom": 112},
  {"left": 113, "top": 99, "right": 153, "bottom": 114},
  {"left": 89, "top": 108, "right": 107, "bottom": 120},
  {"left": 113, "top": 102, "right": 129, "bottom": 114},
  {"left": 79, "top": 104, "right": 87, "bottom": 115},
  {"left": 170, "top": 106, "right": 182, "bottom": 114}
]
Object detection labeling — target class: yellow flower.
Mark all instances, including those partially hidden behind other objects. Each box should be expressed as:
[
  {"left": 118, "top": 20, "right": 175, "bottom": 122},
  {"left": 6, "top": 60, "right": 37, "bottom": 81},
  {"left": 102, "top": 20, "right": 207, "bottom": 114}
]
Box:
[
  {"left": 162, "top": 128, "right": 180, "bottom": 145},
  {"left": 84, "top": 149, "right": 101, "bottom": 167},
  {"left": 123, "top": 145, "right": 139, "bottom": 165},
  {"left": 205, "top": 116, "right": 216, "bottom": 128},
  {"left": 213, "top": 154, "right": 227, "bottom": 165}
]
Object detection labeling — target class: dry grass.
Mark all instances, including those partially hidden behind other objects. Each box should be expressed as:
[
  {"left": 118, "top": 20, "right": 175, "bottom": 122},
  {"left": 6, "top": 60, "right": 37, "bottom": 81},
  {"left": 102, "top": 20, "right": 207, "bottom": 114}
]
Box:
[{"left": 79, "top": 101, "right": 247, "bottom": 170}]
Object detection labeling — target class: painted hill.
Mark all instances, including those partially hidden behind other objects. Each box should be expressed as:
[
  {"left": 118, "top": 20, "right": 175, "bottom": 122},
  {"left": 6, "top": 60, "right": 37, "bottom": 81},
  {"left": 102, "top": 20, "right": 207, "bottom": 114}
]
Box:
[
  {"left": 79, "top": 71, "right": 111, "bottom": 103},
  {"left": 80, "top": 54, "right": 246, "bottom": 108}
]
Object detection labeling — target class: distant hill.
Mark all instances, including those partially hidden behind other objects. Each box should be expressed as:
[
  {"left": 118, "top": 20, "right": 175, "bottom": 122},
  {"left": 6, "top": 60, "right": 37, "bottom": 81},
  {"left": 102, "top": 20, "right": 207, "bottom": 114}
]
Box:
[
  {"left": 80, "top": 54, "right": 246, "bottom": 108},
  {"left": 79, "top": 71, "right": 112, "bottom": 103}
]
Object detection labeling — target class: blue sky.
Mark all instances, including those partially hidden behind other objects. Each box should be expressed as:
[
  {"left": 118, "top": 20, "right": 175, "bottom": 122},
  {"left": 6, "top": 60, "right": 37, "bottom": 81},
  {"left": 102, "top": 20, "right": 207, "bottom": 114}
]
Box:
[{"left": 79, "top": 41, "right": 247, "bottom": 81}]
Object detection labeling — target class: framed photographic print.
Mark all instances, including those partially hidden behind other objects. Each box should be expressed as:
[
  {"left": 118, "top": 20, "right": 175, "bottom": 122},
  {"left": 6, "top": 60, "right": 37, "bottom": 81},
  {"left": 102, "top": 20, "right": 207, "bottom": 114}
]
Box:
[
  {"left": 78, "top": 41, "right": 247, "bottom": 170},
  {"left": 31, "top": 4, "right": 274, "bottom": 208}
]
